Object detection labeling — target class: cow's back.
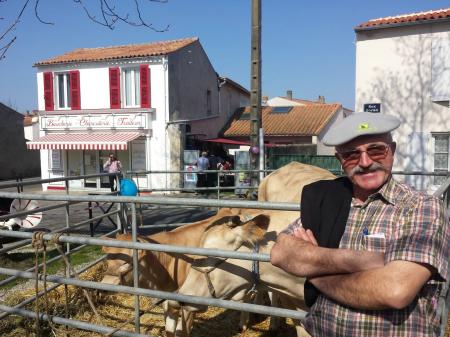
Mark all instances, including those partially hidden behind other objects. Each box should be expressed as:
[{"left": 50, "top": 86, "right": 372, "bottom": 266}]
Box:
[
  {"left": 258, "top": 162, "right": 335, "bottom": 203},
  {"left": 144, "top": 208, "right": 238, "bottom": 286}
]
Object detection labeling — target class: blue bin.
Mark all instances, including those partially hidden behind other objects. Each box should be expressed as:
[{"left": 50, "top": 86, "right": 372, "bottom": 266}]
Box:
[{"left": 119, "top": 179, "right": 138, "bottom": 196}]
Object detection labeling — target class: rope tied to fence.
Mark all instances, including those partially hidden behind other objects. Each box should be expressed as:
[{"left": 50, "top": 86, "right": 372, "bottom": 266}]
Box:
[
  {"left": 32, "top": 231, "right": 68, "bottom": 337},
  {"left": 31, "top": 231, "right": 44, "bottom": 337},
  {"left": 49, "top": 233, "right": 101, "bottom": 321},
  {"left": 31, "top": 231, "right": 102, "bottom": 336}
]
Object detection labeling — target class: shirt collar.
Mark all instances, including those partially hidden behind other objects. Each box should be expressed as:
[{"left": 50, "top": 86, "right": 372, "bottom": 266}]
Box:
[
  {"left": 370, "top": 175, "right": 397, "bottom": 205},
  {"left": 351, "top": 175, "right": 397, "bottom": 207}
]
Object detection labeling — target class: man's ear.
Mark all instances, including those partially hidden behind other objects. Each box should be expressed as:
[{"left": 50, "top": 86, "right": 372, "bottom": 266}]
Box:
[
  {"left": 391, "top": 142, "right": 397, "bottom": 155},
  {"left": 334, "top": 152, "right": 343, "bottom": 164}
]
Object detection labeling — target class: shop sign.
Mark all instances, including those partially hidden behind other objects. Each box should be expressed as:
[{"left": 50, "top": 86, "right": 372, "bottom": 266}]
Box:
[{"left": 41, "top": 113, "right": 149, "bottom": 130}]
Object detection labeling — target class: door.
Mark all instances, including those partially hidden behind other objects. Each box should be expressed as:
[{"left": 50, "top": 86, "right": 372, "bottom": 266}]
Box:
[
  {"left": 84, "top": 150, "right": 99, "bottom": 188},
  {"left": 67, "top": 150, "right": 83, "bottom": 188},
  {"left": 99, "top": 151, "right": 111, "bottom": 188}
]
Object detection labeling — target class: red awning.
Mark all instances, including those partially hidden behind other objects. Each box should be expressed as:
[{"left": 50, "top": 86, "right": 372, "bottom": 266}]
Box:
[
  {"left": 202, "top": 138, "right": 250, "bottom": 145},
  {"left": 27, "top": 132, "right": 142, "bottom": 150}
]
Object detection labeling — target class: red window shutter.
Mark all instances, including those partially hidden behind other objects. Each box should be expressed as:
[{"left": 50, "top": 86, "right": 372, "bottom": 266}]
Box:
[
  {"left": 140, "top": 64, "right": 151, "bottom": 108},
  {"left": 69, "top": 70, "right": 81, "bottom": 110},
  {"left": 109, "top": 67, "right": 121, "bottom": 109},
  {"left": 43, "top": 72, "right": 54, "bottom": 111}
]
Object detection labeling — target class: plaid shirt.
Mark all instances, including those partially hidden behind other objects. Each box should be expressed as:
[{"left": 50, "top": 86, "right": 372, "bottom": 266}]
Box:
[{"left": 285, "top": 177, "right": 449, "bottom": 337}]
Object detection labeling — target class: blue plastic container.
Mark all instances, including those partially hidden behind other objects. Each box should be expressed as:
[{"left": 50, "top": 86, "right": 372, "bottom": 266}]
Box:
[{"left": 119, "top": 179, "right": 138, "bottom": 196}]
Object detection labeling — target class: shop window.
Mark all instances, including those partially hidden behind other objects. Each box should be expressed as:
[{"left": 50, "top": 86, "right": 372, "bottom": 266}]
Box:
[
  {"left": 433, "top": 134, "right": 449, "bottom": 185},
  {"left": 122, "top": 67, "right": 141, "bottom": 107},
  {"left": 49, "top": 150, "right": 62, "bottom": 171}
]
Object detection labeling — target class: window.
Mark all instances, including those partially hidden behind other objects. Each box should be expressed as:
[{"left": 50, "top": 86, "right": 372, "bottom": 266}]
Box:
[
  {"left": 271, "top": 106, "right": 292, "bottom": 114},
  {"left": 433, "top": 134, "right": 449, "bottom": 185},
  {"left": 49, "top": 150, "right": 62, "bottom": 171},
  {"left": 55, "top": 73, "right": 71, "bottom": 109},
  {"left": 122, "top": 67, "right": 141, "bottom": 107},
  {"left": 45, "top": 71, "right": 80, "bottom": 111},
  {"left": 206, "top": 89, "right": 212, "bottom": 115}
]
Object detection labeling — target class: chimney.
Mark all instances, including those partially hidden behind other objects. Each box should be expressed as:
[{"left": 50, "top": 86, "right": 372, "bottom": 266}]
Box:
[
  {"left": 262, "top": 96, "right": 269, "bottom": 106},
  {"left": 286, "top": 90, "right": 293, "bottom": 100},
  {"left": 318, "top": 95, "right": 325, "bottom": 103}
]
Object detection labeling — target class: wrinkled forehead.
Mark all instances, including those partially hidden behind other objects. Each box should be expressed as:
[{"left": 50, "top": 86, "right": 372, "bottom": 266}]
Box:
[{"left": 336, "top": 133, "right": 392, "bottom": 151}]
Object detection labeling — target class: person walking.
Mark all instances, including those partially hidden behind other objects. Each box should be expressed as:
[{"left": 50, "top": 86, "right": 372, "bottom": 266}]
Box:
[
  {"left": 194, "top": 151, "right": 210, "bottom": 194},
  {"left": 270, "top": 112, "right": 449, "bottom": 337},
  {"left": 103, "top": 153, "right": 122, "bottom": 192}
]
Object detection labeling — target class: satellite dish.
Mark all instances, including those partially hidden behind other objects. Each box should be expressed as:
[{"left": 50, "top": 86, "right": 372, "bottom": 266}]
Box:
[{"left": 9, "top": 199, "right": 42, "bottom": 228}]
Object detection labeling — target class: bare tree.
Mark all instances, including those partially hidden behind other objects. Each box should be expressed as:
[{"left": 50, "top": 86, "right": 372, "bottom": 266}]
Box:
[{"left": 0, "top": 0, "right": 169, "bottom": 60}]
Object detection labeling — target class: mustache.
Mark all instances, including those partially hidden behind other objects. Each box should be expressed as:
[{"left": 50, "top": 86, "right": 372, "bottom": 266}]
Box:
[{"left": 349, "top": 162, "right": 388, "bottom": 177}]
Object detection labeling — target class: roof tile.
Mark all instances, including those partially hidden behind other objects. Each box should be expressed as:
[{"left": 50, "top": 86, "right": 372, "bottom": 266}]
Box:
[
  {"left": 223, "top": 104, "right": 341, "bottom": 137},
  {"left": 35, "top": 37, "right": 198, "bottom": 66},
  {"left": 356, "top": 8, "right": 450, "bottom": 30}
]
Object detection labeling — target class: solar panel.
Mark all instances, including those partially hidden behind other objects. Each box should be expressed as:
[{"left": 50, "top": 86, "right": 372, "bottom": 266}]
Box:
[{"left": 271, "top": 106, "right": 292, "bottom": 114}]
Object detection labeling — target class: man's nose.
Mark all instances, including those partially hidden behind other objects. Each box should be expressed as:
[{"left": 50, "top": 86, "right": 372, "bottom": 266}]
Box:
[{"left": 358, "top": 150, "right": 373, "bottom": 168}]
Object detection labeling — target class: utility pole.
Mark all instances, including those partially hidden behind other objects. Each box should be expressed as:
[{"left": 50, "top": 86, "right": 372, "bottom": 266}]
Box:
[{"left": 250, "top": 0, "right": 261, "bottom": 185}]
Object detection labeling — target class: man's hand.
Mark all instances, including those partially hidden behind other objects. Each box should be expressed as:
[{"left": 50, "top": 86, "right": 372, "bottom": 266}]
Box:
[{"left": 293, "top": 227, "right": 318, "bottom": 246}]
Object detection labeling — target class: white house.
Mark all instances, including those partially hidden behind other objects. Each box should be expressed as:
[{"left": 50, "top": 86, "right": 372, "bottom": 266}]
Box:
[
  {"left": 28, "top": 37, "right": 249, "bottom": 191},
  {"left": 355, "top": 8, "right": 450, "bottom": 191}
]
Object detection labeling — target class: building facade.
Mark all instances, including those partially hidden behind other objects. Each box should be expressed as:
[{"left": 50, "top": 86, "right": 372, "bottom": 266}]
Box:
[
  {"left": 29, "top": 38, "right": 248, "bottom": 191},
  {"left": 355, "top": 8, "right": 450, "bottom": 191},
  {"left": 0, "top": 103, "right": 40, "bottom": 180}
]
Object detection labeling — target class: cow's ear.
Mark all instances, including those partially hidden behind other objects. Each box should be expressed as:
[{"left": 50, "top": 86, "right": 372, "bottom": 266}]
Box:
[
  {"left": 226, "top": 215, "right": 242, "bottom": 228},
  {"left": 251, "top": 214, "right": 270, "bottom": 231},
  {"left": 237, "top": 214, "right": 270, "bottom": 246}
]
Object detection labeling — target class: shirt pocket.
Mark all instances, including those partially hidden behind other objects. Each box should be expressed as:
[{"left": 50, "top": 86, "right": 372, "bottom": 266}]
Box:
[{"left": 362, "top": 236, "right": 386, "bottom": 252}]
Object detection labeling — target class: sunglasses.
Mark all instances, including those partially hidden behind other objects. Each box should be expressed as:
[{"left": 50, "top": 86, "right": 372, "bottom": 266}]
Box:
[{"left": 336, "top": 144, "right": 391, "bottom": 165}]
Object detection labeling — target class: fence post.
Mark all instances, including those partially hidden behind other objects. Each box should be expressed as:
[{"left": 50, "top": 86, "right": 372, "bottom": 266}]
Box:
[{"left": 130, "top": 203, "right": 140, "bottom": 333}]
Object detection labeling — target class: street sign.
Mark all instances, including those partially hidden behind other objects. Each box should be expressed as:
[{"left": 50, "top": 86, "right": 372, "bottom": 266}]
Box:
[{"left": 363, "top": 103, "right": 381, "bottom": 113}]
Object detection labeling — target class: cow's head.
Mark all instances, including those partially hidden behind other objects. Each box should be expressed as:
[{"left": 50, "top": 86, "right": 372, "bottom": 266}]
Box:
[
  {"left": 172, "top": 213, "right": 270, "bottom": 306},
  {"left": 101, "top": 233, "right": 144, "bottom": 286},
  {"left": 201, "top": 213, "right": 270, "bottom": 251},
  {"left": 101, "top": 233, "right": 177, "bottom": 292}
]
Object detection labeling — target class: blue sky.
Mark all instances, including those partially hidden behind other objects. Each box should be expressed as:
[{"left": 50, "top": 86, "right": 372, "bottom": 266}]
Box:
[{"left": 1, "top": 0, "right": 449, "bottom": 113}]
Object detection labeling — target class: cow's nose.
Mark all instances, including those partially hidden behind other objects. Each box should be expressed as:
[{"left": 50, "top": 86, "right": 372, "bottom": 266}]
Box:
[{"left": 101, "top": 275, "right": 120, "bottom": 285}]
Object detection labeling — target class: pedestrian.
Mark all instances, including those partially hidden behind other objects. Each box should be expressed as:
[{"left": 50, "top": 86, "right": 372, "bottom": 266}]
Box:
[
  {"left": 218, "top": 159, "right": 232, "bottom": 186},
  {"left": 207, "top": 152, "right": 221, "bottom": 188},
  {"left": 270, "top": 112, "right": 449, "bottom": 337},
  {"left": 194, "top": 151, "right": 210, "bottom": 194},
  {"left": 103, "top": 153, "right": 122, "bottom": 192}
]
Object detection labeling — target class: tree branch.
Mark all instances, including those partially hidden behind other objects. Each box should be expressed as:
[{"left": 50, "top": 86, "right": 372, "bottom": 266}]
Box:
[{"left": 0, "top": 0, "right": 169, "bottom": 60}]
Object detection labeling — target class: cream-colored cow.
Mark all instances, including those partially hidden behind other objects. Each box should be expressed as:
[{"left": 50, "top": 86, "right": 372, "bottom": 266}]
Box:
[
  {"left": 166, "top": 162, "right": 336, "bottom": 336},
  {"left": 102, "top": 162, "right": 336, "bottom": 336},
  {"left": 101, "top": 208, "right": 242, "bottom": 336},
  {"left": 167, "top": 211, "right": 310, "bottom": 336}
]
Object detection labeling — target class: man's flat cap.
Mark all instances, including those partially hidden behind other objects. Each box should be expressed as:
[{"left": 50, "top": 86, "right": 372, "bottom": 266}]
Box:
[{"left": 323, "top": 112, "right": 401, "bottom": 146}]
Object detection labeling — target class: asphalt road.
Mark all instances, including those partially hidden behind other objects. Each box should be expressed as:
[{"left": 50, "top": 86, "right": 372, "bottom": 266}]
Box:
[{"left": 0, "top": 185, "right": 223, "bottom": 250}]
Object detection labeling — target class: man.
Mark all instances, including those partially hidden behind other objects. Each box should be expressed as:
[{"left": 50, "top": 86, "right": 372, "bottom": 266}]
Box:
[
  {"left": 195, "top": 151, "right": 210, "bottom": 194},
  {"left": 270, "top": 112, "right": 449, "bottom": 337}
]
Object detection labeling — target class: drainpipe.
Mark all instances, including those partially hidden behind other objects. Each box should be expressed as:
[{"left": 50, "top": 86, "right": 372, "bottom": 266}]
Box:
[
  {"left": 218, "top": 76, "right": 227, "bottom": 118},
  {"left": 163, "top": 57, "right": 169, "bottom": 192}
]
